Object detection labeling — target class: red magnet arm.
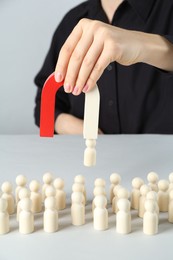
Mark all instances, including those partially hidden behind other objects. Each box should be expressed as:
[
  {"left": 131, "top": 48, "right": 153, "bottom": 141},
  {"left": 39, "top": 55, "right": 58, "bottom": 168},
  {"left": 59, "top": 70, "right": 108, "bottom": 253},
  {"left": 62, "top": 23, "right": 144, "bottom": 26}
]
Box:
[{"left": 40, "top": 72, "right": 64, "bottom": 137}]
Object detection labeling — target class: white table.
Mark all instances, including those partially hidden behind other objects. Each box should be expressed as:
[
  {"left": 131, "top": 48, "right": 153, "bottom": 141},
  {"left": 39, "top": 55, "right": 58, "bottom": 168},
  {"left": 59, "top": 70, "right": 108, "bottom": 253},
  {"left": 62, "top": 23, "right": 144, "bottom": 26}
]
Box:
[{"left": 0, "top": 135, "right": 173, "bottom": 260}]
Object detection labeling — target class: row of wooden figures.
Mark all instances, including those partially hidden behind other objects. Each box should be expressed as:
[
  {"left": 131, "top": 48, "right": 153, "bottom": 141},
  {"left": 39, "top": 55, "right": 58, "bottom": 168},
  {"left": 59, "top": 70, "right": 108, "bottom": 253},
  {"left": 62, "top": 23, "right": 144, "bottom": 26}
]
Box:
[
  {"left": 0, "top": 173, "right": 86, "bottom": 235},
  {"left": 0, "top": 171, "right": 173, "bottom": 235},
  {"left": 0, "top": 173, "right": 67, "bottom": 215},
  {"left": 83, "top": 171, "right": 173, "bottom": 235}
]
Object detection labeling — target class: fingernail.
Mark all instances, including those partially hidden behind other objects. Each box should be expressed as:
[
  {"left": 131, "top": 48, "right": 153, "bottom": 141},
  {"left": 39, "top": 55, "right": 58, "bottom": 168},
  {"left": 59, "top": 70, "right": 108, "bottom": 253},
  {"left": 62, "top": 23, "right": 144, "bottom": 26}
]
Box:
[
  {"left": 55, "top": 72, "right": 63, "bottom": 82},
  {"left": 82, "top": 85, "right": 89, "bottom": 93},
  {"left": 72, "top": 86, "right": 79, "bottom": 95},
  {"left": 64, "top": 83, "right": 71, "bottom": 93}
]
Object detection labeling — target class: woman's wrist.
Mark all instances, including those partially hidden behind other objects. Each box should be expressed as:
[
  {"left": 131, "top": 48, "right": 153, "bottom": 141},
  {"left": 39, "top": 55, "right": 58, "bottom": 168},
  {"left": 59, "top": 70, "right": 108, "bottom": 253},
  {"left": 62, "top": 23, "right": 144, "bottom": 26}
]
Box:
[{"left": 138, "top": 32, "right": 173, "bottom": 71}]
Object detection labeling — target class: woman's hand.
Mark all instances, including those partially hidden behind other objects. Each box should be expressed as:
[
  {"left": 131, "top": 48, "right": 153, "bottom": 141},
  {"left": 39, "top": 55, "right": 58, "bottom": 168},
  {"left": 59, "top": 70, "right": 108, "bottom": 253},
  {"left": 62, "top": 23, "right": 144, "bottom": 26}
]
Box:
[
  {"left": 55, "top": 18, "right": 173, "bottom": 95},
  {"left": 55, "top": 19, "right": 142, "bottom": 95}
]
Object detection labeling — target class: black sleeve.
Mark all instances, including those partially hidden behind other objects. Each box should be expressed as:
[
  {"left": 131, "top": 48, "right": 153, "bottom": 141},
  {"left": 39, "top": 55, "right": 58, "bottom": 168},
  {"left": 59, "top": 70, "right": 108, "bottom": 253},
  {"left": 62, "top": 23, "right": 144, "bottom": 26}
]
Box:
[
  {"left": 34, "top": 2, "right": 89, "bottom": 127},
  {"left": 164, "top": 35, "right": 173, "bottom": 44},
  {"left": 156, "top": 35, "right": 173, "bottom": 76}
]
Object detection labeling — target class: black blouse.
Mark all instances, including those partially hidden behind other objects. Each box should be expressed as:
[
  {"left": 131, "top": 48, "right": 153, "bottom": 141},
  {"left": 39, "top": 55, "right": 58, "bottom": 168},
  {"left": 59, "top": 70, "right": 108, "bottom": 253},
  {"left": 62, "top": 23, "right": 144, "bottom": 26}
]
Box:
[{"left": 34, "top": 0, "right": 173, "bottom": 134}]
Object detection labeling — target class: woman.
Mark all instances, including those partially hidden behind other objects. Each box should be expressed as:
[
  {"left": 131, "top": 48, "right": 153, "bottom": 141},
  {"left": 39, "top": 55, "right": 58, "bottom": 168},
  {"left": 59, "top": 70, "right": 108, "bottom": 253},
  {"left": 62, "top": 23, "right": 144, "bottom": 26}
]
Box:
[{"left": 34, "top": 0, "right": 173, "bottom": 134}]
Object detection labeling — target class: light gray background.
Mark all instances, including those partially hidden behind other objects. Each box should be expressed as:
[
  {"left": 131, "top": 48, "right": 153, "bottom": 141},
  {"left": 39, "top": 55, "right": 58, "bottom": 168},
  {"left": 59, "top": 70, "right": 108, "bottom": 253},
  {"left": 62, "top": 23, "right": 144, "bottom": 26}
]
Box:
[{"left": 0, "top": 0, "right": 82, "bottom": 134}]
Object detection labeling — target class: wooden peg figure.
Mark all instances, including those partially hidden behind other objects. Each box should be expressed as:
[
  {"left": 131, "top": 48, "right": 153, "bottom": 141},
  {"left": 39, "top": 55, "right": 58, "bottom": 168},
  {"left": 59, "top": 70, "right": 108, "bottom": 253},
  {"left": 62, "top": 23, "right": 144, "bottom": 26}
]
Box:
[
  {"left": 116, "top": 187, "right": 130, "bottom": 213},
  {"left": 109, "top": 173, "right": 121, "bottom": 204},
  {"left": 19, "top": 198, "right": 34, "bottom": 234},
  {"left": 131, "top": 177, "right": 144, "bottom": 210},
  {"left": 92, "top": 186, "right": 107, "bottom": 212},
  {"left": 72, "top": 183, "right": 85, "bottom": 205},
  {"left": 93, "top": 178, "right": 106, "bottom": 211},
  {"left": 93, "top": 195, "right": 108, "bottom": 231},
  {"left": 0, "top": 198, "right": 9, "bottom": 235},
  {"left": 138, "top": 184, "right": 151, "bottom": 218},
  {"left": 44, "top": 196, "right": 58, "bottom": 233},
  {"left": 1, "top": 182, "right": 15, "bottom": 215},
  {"left": 112, "top": 185, "right": 122, "bottom": 213},
  {"left": 15, "top": 175, "right": 27, "bottom": 204},
  {"left": 42, "top": 172, "right": 53, "bottom": 201},
  {"left": 17, "top": 187, "right": 30, "bottom": 221},
  {"left": 53, "top": 178, "right": 66, "bottom": 210},
  {"left": 147, "top": 171, "right": 159, "bottom": 192},
  {"left": 158, "top": 180, "right": 169, "bottom": 212},
  {"left": 143, "top": 200, "right": 158, "bottom": 235},
  {"left": 74, "top": 175, "right": 87, "bottom": 204},
  {"left": 71, "top": 192, "right": 85, "bottom": 226},
  {"left": 29, "top": 180, "right": 42, "bottom": 213},
  {"left": 168, "top": 190, "right": 173, "bottom": 223},
  {"left": 84, "top": 139, "right": 96, "bottom": 166},
  {"left": 146, "top": 191, "right": 159, "bottom": 220},
  {"left": 116, "top": 198, "right": 131, "bottom": 234}
]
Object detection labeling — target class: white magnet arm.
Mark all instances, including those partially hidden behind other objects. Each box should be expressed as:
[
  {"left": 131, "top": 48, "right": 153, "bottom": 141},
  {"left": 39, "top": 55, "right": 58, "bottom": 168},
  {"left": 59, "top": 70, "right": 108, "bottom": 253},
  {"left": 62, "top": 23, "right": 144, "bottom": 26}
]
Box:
[{"left": 83, "top": 84, "right": 100, "bottom": 167}]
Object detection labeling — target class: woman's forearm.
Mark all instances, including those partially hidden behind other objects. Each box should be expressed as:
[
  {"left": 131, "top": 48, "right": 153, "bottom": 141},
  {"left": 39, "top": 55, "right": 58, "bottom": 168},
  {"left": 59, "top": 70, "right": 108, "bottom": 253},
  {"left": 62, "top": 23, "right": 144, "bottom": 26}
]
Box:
[
  {"left": 55, "top": 113, "right": 104, "bottom": 135},
  {"left": 138, "top": 32, "right": 173, "bottom": 72},
  {"left": 55, "top": 113, "right": 83, "bottom": 134}
]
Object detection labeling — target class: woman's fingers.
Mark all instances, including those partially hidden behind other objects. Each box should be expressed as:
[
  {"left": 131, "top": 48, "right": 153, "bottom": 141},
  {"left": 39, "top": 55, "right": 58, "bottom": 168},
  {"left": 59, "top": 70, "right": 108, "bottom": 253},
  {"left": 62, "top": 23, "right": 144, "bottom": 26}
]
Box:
[
  {"left": 55, "top": 20, "right": 83, "bottom": 82},
  {"left": 55, "top": 18, "right": 143, "bottom": 95},
  {"left": 55, "top": 19, "right": 108, "bottom": 94},
  {"left": 73, "top": 38, "right": 104, "bottom": 95},
  {"left": 54, "top": 19, "right": 114, "bottom": 95},
  {"left": 84, "top": 50, "right": 112, "bottom": 93},
  {"left": 63, "top": 29, "right": 94, "bottom": 94}
]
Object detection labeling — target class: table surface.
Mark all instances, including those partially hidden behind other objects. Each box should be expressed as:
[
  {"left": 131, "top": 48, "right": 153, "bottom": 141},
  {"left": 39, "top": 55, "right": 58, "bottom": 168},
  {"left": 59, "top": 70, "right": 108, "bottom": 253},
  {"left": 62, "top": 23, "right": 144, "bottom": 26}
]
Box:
[{"left": 0, "top": 134, "right": 173, "bottom": 260}]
